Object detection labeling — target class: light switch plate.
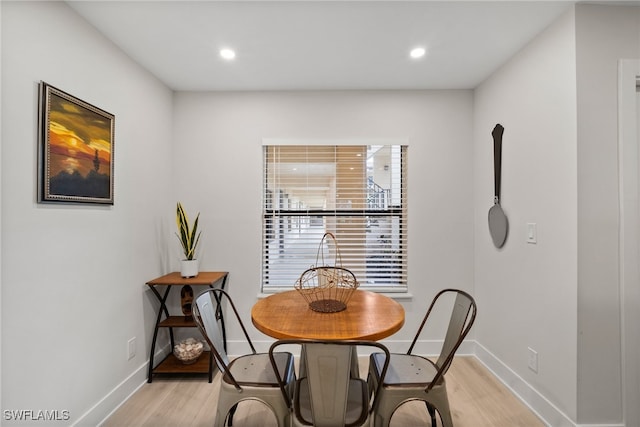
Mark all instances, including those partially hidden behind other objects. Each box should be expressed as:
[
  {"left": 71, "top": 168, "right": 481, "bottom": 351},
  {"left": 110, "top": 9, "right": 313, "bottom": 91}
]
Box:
[{"left": 526, "top": 223, "right": 537, "bottom": 244}]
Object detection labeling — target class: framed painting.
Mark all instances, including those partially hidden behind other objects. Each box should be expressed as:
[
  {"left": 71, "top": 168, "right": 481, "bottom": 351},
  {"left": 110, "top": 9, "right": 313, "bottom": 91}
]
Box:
[{"left": 38, "top": 81, "right": 115, "bottom": 204}]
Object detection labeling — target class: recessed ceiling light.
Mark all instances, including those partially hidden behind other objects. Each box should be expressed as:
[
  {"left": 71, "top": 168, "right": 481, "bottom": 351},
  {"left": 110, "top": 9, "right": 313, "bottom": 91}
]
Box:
[
  {"left": 220, "top": 48, "right": 236, "bottom": 60},
  {"left": 410, "top": 47, "right": 426, "bottom": 59}
]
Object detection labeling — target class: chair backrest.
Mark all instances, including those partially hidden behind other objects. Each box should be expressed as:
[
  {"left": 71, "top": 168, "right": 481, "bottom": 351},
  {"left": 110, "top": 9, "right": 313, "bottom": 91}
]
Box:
[
  {"left": 407, "top": 289, "right": 477, "bottom": 390},
  {"left": 193, "top": 288, "right": 257, "bottom": 390},
  {"left": 269, "top": 339, "right": 390, "bottom": 427}
]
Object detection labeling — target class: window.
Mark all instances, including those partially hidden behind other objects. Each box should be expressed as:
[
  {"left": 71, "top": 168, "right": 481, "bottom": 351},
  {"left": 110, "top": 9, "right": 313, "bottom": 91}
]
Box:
[{"left": 262, "top": 142, "right": 407, "bottom": 292}]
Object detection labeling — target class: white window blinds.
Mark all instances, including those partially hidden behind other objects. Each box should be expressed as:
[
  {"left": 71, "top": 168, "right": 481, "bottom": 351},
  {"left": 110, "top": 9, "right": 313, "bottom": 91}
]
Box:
[{"left": 262, "top": 144, "right": 408, "bottom": 292}]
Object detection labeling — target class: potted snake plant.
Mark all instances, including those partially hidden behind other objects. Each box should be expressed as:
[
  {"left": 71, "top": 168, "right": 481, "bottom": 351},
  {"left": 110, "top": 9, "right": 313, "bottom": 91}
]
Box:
[{"left": 176, "top": 202, "right": 201, "bottom": 277}]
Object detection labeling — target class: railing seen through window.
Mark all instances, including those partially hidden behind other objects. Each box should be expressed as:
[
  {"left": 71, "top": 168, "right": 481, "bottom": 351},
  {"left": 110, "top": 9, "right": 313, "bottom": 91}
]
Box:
[{"left": 262, "top": 144, "right": 407, "bottom": 292}]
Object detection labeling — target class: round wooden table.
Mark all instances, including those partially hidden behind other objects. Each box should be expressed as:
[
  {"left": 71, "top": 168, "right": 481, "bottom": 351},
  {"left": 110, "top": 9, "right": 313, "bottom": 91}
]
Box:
[
  {"left": 252, "top": 289, "right": 404, "bottom": 425},
  {"left": 251, "top": 289, "right": 405, "bottom": 341}
]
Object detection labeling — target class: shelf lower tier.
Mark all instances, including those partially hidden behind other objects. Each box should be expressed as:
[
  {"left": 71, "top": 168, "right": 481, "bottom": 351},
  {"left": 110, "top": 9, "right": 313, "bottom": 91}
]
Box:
[{"left": 151, "top": 351, "right": 213, "bottom": 381}]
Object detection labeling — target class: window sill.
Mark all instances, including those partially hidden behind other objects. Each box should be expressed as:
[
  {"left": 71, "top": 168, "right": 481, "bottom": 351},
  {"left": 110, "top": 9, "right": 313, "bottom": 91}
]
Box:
[{"left": 256, "top": 291, "right": 413, "bottom": 301}]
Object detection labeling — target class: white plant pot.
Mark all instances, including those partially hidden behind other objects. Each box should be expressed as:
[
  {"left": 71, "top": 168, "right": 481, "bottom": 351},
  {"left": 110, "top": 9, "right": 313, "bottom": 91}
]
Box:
[{"left": 180, "top": 259, "right": 199, "bottom": 278}]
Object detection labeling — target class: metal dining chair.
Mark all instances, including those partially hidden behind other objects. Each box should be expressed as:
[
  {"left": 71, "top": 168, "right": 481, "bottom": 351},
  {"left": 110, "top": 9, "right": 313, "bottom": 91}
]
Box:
[
  {"left": 193, "top": 289, "right": 296, "bottom": 427},
  {"left": 367, "top": 289, "right": 477, "bottom": 427},
  {"left": 270, "top": 339, "right": 390, "bottom": 427}
]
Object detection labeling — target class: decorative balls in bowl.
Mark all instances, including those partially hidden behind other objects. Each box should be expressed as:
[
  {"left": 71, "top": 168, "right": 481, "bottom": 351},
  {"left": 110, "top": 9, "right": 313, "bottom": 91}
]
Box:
[{"left": 173, "top": 338, "right": 204, "bottom": 364}]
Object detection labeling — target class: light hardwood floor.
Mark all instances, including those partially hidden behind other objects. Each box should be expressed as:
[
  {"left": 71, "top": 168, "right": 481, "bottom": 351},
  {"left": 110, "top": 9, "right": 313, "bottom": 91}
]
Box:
[{"left": 103, "top": 356, "right": 544, "bottom": 427}]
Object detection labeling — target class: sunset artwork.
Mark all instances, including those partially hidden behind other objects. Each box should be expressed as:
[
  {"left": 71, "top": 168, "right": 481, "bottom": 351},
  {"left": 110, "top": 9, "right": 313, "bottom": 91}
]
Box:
[{"left": 39, "top": 82, "right": 114, "bottom": 204}]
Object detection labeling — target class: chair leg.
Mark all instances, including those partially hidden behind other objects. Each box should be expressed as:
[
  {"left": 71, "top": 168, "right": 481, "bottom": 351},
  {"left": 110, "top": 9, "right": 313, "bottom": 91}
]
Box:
[
  {"left": 372, "top": 391, "right": 400, "bottom": 427},
  {"left": 372, "top": 409, "right": 391, "bottom": 427},
  {"left": 228, "top": 403, "right": 238, "bottom": 426},
  {"left": 426, "top": 402, "right": 436, "bottom": 426},
  {"left": 429, "top": 397, "right": 453, "bottom": 427},
  {"left": 366, "top": 373, "right": 375, "bottom": 400},
  {"left": 438, "top": 406, "right": 453, "bottom": 427},
  {"left": 214, "top": 408, "right": 226, "bottom": 427},
  {"left": 374, "top": 392, "right": 446, "bottom": 427}
]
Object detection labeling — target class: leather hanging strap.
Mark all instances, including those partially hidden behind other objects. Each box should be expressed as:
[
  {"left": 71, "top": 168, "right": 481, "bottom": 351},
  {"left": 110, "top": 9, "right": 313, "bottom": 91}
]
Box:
[{"left": 492, "top": 124, "right": 504, "bottom": 203}]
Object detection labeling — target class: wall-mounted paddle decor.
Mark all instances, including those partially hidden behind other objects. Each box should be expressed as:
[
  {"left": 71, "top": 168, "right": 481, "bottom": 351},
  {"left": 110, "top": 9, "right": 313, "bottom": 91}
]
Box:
[
  {"left": 488, "top": 124, "right": 508, "bottom": 248},
  {"left": 38, "top": 81, "right": 115, "bottom": 205}
]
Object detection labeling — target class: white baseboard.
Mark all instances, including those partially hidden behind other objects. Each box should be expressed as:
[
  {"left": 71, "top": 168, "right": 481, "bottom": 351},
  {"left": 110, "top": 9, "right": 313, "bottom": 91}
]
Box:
[
  {"left": 247, "top": 338, "right": 476, "bottom": 357},
  {"left": 473, "top": 342, "right": 626, "bottom": 427},
  {"left": 79, "top": 340, "right": 625, "bottom": 427},
  {"left": 73, "top": 345, "right": 170, "bottom": 427},
  {"left": 574, "top": 425, "right": 626, "bottom": 427},
  {"left": 473, "top": 341, "right": 569, "bottom": 426},
  {"left": 249, "top": 339, "right": 412, "bottom": 355},
  {"left": 250, "top": 339, "right": 624, "bottom": 427}
]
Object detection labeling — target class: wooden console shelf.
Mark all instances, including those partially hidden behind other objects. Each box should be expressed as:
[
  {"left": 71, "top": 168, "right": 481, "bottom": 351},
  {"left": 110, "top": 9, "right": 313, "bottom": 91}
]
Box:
[
  {"left": 159, "top": 316, "right": 197, "bottom": 328},
  {"left": 146, "top": 271, "right": 228, "bottom": 383},
  {"left": 153, "top": 351, "right": 212, "bottom": 374}
]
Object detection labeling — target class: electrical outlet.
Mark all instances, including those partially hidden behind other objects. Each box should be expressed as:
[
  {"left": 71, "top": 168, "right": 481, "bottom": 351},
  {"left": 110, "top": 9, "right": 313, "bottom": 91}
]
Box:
[
  {"left": 128, "top": 337, "right": 136, "bottom": 360},
  {"left": 527, "top": 347, "right": 538, "bottom": 373}
]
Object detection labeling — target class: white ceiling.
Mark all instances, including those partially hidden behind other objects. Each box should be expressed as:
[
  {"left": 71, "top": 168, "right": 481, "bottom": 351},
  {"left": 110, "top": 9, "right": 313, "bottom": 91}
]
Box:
[{"left": 67, "top": 1, "right": 577, "bottom": 91}]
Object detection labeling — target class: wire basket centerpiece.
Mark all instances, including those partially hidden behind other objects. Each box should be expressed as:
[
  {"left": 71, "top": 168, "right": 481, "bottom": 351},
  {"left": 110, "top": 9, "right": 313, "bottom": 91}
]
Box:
[{"left": 294, "top": 232, "right": 359, "bottom": 313}]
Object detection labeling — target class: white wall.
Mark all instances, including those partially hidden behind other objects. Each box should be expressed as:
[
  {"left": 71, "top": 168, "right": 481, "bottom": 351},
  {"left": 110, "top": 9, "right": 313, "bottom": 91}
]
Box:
[
  {"left": 1, "top": 2, "right": 174, "bottom": 425},
  {"left": 0, "top": 0, "right": 4, "bottom": 416},
  {"left": 3, "top": 2, "right": 636, "bottom": 426},
  {"left": 575, "top": 4, "right": 640, "bottom": 425},
  {"left": 474, "top": 7, "right": 578, "bottom": 425},
  {"left": 618, "top": 58, "right": 640, "bottom": 427},
  {"left": 474, "top": 4, "right": 640, "bottom": 426},
  {"left": 171, "top": 90, "right": 475, "bottom": 352}
]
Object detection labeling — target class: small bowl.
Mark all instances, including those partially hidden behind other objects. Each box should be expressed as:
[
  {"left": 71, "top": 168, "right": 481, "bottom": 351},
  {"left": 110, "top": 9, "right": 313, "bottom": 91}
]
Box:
[{"left": 173, "top": 338, "right": 204, "bottom": 364}]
